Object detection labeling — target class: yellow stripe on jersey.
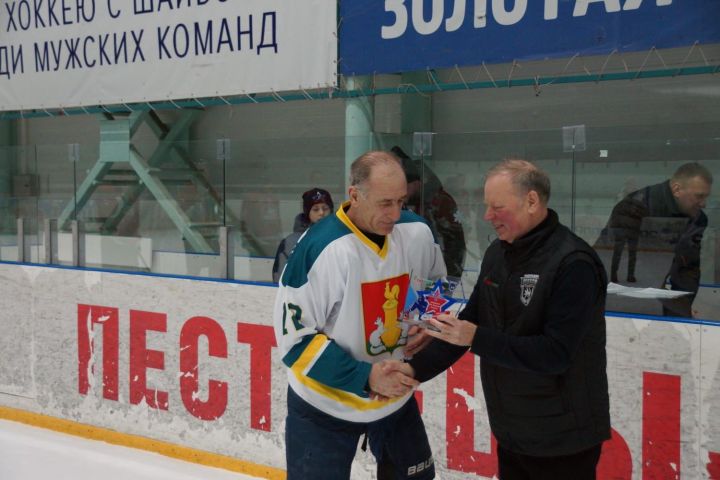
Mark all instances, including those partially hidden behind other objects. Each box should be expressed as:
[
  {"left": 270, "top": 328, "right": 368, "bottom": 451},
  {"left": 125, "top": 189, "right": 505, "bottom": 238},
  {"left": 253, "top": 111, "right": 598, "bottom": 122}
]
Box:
[
  {"left": 336, "top": 202, "right": 390, "bottom": 259},
  {"left": 290, "top": 334, "right": 403, "bottom": 411}
]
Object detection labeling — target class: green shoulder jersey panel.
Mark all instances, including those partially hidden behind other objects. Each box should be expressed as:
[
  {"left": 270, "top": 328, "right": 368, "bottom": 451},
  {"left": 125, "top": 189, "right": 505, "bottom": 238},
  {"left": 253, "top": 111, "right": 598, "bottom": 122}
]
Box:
[
  {"left": 397, "top": 209, "right": 438, "bottom": 243},
  {"left": 281, "top": 214, "right": 352, "bottom": 288},
  {"left": 304, "top": 340, "right": 372, "bottom": 396}
]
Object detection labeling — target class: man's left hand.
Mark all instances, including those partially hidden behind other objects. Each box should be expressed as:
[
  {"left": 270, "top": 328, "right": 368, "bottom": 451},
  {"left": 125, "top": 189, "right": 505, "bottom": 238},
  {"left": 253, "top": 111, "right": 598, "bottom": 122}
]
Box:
[
  {"left": 404, "top": 325, "right": 433, "bottom": 357},
  {"left": 426, "top": 313, "right": 476, "bottom": 346}
]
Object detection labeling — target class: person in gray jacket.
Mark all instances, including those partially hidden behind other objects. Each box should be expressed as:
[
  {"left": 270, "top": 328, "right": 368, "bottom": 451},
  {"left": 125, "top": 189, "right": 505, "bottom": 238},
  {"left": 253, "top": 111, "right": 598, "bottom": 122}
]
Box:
[{"left": 272, "top": 188, "right": 334, "bottom": 282}]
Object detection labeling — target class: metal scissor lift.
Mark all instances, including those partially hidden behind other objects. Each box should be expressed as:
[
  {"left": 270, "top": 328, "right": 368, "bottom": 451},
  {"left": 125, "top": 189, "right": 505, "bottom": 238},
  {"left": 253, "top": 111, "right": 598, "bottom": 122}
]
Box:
[{"left": 56, "top": 110, "right": 259, "bottom": 255}]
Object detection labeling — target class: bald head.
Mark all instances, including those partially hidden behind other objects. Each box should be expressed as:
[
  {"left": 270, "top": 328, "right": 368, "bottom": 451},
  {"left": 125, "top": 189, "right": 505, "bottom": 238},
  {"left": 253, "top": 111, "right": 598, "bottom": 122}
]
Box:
[
  {"left": 346, "top": 151, "right": 407, "bottom": 235},
  {"left": 350, "top": 151, "right": 404, "bottom": 190}
]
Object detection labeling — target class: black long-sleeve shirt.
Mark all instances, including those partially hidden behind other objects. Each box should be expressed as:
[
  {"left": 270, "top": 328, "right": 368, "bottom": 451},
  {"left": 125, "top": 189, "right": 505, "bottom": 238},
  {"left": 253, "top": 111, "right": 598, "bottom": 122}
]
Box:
[{"left": 410, "top": 235, "right": 601, "bottom": 382}]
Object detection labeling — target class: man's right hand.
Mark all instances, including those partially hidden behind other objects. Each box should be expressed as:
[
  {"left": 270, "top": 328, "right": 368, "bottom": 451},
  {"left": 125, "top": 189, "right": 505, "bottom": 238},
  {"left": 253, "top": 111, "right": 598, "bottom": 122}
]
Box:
[{"left": 368, "top": 360, "right": 418, "bottom": 399}]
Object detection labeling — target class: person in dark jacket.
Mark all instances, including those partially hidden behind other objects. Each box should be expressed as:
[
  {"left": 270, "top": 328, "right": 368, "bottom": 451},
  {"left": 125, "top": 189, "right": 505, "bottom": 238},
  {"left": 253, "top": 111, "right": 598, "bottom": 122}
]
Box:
[
  {"left": 596, "top": 162, "right": 712, "bottom": 317},
  {"left": 405, "top": 159, "right": 611, "bottom": 480},
  {"left": 271, "top": 188, "right": 333, "bottom": 282},
  {"left": 391, "top": 146, "right": 466, "bottom": 278}
]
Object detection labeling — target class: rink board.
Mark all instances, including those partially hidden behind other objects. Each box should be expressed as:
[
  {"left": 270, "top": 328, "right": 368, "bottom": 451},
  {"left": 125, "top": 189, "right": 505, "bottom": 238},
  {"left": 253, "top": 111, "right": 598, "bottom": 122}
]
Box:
[{"left": 0, "top": 263, "right": 718, "bottom": 480}]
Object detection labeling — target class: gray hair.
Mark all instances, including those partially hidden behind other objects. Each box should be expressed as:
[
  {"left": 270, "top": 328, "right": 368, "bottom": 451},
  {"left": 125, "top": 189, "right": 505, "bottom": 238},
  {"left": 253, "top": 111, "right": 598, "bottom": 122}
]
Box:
[
  {"left": 486, "top": 159, "right": 551, "bottom": 204},
  {"left": 349, "top": 151, "right": 403, "bottom": 188}
]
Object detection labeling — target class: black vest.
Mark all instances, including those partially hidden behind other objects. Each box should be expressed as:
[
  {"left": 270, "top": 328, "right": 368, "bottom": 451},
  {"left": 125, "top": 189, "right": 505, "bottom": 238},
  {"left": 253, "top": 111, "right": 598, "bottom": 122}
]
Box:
[{"left": 473, "top": 211, "right": 610, "bottom": 456}]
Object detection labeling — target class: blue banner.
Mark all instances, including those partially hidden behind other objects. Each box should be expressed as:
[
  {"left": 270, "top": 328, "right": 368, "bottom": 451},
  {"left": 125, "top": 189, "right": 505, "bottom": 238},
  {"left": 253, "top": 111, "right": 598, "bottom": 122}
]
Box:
[{"left": 339, "top": 1, "right": 720, "bottom": 76}]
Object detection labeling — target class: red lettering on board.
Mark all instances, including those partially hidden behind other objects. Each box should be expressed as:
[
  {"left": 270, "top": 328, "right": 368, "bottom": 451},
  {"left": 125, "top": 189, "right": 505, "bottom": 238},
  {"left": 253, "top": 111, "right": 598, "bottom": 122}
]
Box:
[
  {"left": 445, "top": 352, "right": 497, "bottom": 477},
  {"left": 74, "top": 303, "right": 702, "bottom": 480},
  {"left": 598, "top": 428, "right": 633, "bottom": 479},
  {"left": 77, "top": 304, "right": 119, "bottom": 400},
  {"left": 707, "top": 451, "right": 720, "bottom": 479},
  {"left": 643, "top": 371, "right": 681, "bottom": 480},
  {"left": 237, "top": 322, "right": 276, "bottom": 431},
  {"left": 180, "top": 316, "right": 228, "bottom": 420},
  {"left": 129, "top": 310, "right": 168, "bottom": 410}
]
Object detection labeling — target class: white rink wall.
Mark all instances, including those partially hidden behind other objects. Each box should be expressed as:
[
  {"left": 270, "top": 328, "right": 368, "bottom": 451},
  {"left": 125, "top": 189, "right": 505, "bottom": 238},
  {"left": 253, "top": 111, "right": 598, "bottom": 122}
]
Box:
[{"left": 0, "top": 263, "right": 719, "bottom": 479}]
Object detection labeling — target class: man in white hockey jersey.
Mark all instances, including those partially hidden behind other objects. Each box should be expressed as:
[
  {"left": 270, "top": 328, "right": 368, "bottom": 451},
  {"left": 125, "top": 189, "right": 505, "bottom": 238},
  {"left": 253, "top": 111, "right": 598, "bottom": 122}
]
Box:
[{"left": 274, "top": 151, "right": 446, "bottom": 479}]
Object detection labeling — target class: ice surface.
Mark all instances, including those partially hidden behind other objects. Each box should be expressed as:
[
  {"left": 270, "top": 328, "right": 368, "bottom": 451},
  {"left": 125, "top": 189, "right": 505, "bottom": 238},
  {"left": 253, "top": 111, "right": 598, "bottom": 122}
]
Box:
[{"left": 0, "top": 419, "right": 263, "bottom": 480}]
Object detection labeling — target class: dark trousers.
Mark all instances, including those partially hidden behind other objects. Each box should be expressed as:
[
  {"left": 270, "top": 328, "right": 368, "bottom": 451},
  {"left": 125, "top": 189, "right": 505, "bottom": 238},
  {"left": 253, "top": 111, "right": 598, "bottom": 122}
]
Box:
[
  {"left": 285, "top": 387, "right": 435, "bottom": 480},
  {"left": 497, "top": 443, "right": 602, "bottom": 480},
  {"left": 610, "top": 228, "right": 639, "bottom": 279}
]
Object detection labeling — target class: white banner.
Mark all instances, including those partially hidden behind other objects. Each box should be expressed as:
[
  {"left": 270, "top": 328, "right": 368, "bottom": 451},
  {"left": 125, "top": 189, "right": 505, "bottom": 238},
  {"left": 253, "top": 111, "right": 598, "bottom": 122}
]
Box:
[{"left": 0, "top": 0, "right": 337, "bottom": 111}]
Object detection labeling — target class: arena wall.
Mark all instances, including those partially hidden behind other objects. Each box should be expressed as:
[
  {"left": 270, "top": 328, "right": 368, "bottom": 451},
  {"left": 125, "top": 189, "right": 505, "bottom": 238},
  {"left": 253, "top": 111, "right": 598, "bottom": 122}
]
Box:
[{"left": 0, "top": 263, "right": 718, "bottom": 479}]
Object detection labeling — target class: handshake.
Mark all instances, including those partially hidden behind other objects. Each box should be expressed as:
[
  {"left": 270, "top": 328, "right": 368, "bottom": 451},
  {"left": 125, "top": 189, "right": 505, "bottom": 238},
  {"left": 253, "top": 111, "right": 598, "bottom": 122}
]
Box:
[
  {"left": 368, "top": 360, "right": 418, "bottom": 401},
  {"left": 364, "top": 312, "right": 476, "bottom": 401}
]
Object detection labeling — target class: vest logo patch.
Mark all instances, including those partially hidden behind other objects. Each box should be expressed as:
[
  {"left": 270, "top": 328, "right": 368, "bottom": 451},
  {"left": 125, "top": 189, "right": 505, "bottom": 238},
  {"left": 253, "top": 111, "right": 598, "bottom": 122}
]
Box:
[
  {"left": 520, "top": 274, "right": 539, "bottom": 306},
  {"left": 361, "top": 274, "right": 410, "bottom": 356}
]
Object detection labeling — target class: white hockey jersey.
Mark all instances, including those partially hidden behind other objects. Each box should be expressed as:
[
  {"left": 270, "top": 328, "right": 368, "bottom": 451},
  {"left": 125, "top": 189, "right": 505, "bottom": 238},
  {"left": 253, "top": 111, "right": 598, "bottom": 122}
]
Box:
[{"left": 273, "top": 202, "right": 447, "bottom": 422}]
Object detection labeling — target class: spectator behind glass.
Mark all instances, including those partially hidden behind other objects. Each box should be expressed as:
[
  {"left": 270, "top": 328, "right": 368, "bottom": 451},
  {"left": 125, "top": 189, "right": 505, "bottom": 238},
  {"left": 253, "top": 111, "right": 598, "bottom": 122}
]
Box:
[
  {"left": 272, "top": 188, "right": 334, "bottom": 283},
  {"left": 391, "top": 146, "right": 467, "bottom": 278},
  {"left": 595, "top": 162, "right": 712, "bottom": 317}
]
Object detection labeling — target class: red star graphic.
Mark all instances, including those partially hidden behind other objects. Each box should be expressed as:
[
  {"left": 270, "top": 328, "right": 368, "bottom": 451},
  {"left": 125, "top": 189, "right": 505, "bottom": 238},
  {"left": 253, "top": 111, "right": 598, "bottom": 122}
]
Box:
[{"left": 424, "top": 286, "right": 449, "bottom": 316}]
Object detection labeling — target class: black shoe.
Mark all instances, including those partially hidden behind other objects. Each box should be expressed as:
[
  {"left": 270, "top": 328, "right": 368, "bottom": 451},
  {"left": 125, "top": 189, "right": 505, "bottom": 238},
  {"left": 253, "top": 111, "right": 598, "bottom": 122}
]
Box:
[
  {"left": 610, "top": 273, "right": 618, "bottom": 283},
  {"left": 627, "top": 275, "right": 637, "bottom": 283}
]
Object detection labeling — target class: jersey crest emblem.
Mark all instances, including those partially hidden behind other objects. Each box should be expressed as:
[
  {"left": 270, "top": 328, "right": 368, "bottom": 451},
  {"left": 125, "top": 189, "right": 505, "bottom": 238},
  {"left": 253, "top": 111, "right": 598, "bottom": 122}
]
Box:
[
  {"left": 520, "top": 274, "right": 539, "bottom": 306},
  {"left": 361, "top": 274, "right": 410, "bottom": 356}
]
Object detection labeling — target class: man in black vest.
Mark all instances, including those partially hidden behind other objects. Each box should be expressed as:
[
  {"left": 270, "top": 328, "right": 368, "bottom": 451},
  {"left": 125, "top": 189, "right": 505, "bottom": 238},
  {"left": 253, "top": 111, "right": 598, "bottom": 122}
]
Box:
[
  {"left": 595, "top": 162, "right": 712, "bottom": 317},
  {"left": 405, "top": 159, "right": 610, "bottom": 479}
]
